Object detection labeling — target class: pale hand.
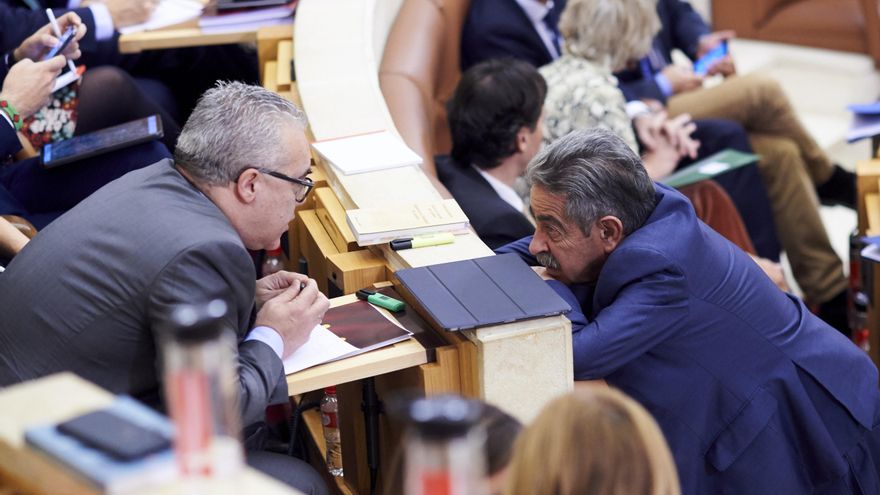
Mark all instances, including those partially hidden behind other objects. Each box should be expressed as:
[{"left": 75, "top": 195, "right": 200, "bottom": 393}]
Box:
[
  {"left": 660, "top": 65, "right": 703, "bottom": 95},
  {"left": 254, "top": 278, "right": 330, "bottom": 358},
  {"left": 0, "top": 57, "right": 67, "bottom": 118},
  {"left": 697, "top": 31, "right": 737, "bottom": 77},
  {"left": 13, "top": 12, "right": 86, "bottom": 63},
  {"left": 255, "top": 270, "right": 310, "bottom": 311},
  {"left": 84, "top": 0, "right": 158, "bottom": 28}
]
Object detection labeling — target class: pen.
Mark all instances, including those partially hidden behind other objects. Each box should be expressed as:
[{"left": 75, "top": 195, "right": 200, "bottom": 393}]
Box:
[
  {"left": 45, "top": 8, "right": 78, "bottom": 73},
  {"left": 356, "top": 289, "right": 405, "bottom": 312},
  {"left": 390, "top": 232, "right": 456, "bottom": 251}
]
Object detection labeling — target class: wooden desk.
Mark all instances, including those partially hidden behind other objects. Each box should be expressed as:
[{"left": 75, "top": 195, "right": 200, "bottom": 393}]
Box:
[
  {"left": 0, "top": 374, "right": 302, "bottom": 495},
  {"left": 118, "top": 21, "right": 292, "bottom": 54}
]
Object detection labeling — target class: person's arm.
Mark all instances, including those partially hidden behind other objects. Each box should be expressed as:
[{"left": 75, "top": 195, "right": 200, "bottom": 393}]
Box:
[
  {"left": 664, "top": 0, "right": 711, "bottom": 60},
  {"left": 0, "top": 216, "right": 29, "bottom": 258},
  {"left": 569, "top": 246, "right": 689, "bottom": 380},
  {"left": 148, "top": 240, "right": 286, "bottom": 427}
]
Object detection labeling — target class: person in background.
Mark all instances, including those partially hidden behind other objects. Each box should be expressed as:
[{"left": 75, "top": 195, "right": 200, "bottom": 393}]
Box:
[{"left": 504, "top": 385, "right": 680, "bottom": 495}]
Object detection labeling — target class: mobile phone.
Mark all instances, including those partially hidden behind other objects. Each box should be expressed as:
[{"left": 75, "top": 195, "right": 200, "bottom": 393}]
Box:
[
  {"left": 42, "top": 25, "right": 77, "bottom": 61},
  {"left": 41, "top": 115, "right": 164, "bottom": 168},
  {"left": 57, "top": 409, "right": 171, "bottom": 461},
  {"left": 693, "top": 40, "right": 728, "bottom": 76}
]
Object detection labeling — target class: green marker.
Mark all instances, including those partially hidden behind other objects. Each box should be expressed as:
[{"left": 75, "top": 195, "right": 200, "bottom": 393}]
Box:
[{"left": 356, "top": 289, "right": 406, "bottom": 312}]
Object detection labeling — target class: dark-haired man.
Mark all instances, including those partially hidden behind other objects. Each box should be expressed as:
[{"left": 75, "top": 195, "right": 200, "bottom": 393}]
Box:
[
  {"left": 437, "top": 58, "right": 542, "bottom": 249},
  {"left": 499, "top": 127, "right": 880, "bottom": 495}
]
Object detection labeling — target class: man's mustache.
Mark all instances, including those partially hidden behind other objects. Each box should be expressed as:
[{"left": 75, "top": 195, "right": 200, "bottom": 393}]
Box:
[{"left": 536, "top": 252, "right": 559, "bottom": 270}]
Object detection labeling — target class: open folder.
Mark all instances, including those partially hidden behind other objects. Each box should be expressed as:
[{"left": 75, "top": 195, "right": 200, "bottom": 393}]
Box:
[
  {"left": 395, "top": 253, "right": 571, "bottom": 331},
  {"left": 283, "top": 300, "right": 413, "bottom": 375}
]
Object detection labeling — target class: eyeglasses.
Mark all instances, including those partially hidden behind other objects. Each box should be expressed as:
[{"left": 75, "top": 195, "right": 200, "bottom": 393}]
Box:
[{"left": 255, "top": 167, "right": 314, "bottom": 203}]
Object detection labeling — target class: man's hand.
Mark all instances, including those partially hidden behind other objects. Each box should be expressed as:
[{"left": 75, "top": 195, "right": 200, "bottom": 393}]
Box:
[
  {"left": 0, "top": 57, "right": 67, "bottom": 118},
  {"left": 84, "top": 0, "right": 158, "bottom": 28},
  {"left": 660, "top": 65, "right": 703, "bottom": 95},
  {"left": 749, "top": 255, "right": 790, "bottom": 292},
  {"left": 532, "top": 266, "right": 556, "bottom": 281},
  {"left": 254, "top": 279, "right": 329, "bottom": 358},
  {"left": 13, "top": 12, "right": 86, "bottom": 63},
  {"left": 697, "top": 30, "right": 737, "bottom": 77},
  {"left": 255, "top": 270, "right": 309, "bottom": 311}
]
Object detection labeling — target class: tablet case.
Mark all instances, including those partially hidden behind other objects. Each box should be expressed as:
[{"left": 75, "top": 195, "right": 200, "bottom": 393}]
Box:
[{"left": 394, "top": 253, "right": 571, "bottom": 331}]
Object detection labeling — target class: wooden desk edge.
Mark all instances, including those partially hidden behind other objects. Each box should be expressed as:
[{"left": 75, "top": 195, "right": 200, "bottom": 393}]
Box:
[
  {"left": 286, "top": 339, "right": 428, "bottom": 395},
  {"left": 118, "top": 23, "right": 293, "bottom": 54}
]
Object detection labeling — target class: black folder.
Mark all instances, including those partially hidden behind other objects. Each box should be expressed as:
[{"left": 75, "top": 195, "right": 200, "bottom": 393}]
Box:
[{"left": 394, "top": 253, "right": 571, "bottom": 331}]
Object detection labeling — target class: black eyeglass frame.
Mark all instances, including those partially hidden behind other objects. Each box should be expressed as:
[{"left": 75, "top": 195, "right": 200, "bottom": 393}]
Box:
[{"left": 253, "top": 167, "right": 315, "bottom": 202}]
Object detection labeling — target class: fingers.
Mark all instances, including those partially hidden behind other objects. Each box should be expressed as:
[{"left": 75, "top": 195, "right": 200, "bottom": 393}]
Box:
[
  {"left": 42, "top": 55, "right": 67, "bottom": 73},
  {"left": 714, "top": 29, "right": 736, "bottom": 41}
]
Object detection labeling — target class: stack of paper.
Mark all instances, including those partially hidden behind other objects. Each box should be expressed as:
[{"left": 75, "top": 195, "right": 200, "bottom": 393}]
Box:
[
  {"left": 199, "top": 2, "right": 295, "bottom": 34},
  {"left": 312, "top": 130, "right": 423, "bottom": 175},
  {"left": 346, "top": 199, "right": 470, "bottom": 246},
  {"left": 117, "top": 0, "right": 204, "bottom": 34}
]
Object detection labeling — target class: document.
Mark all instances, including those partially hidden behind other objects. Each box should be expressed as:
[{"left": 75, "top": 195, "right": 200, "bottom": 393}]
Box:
[
  {"left": 346, "top": 199, "right": 470, "bottom": 246},
  {"left": 117, "top": 0, "right": 204, "bottom": 35},
  {"left": 283, "top": 300, "right": 413, "bottom": 375},
  {"left": 661, "top": 149, "right": 759, "bottom": 188},
  {"left": 312, "top": 130, "right": 423, "bottom": 175}
]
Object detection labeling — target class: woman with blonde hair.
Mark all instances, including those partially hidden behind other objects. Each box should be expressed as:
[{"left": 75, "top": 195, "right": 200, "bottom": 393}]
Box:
[{"left": 504, "top": 386, "right": 680, "bottom": 495}]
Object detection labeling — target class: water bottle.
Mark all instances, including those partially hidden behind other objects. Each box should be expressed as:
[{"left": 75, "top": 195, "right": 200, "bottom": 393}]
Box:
[
  {"left": 321, "top": 386, "right": 344, "bottom": 477},
  {"left": 159, "top": 300, "right": 244, "bottom": 484},
  {"left": 262, "top": 247, "right": 286, "bottom": 277},
  {"left": 402, "top": 395, "right": 487, "bottom": 495}
]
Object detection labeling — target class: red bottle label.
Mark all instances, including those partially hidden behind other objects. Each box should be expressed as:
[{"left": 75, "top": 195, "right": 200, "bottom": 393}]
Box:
[{"left": 322, "top": 411, "right": 338, "bottom": 429}]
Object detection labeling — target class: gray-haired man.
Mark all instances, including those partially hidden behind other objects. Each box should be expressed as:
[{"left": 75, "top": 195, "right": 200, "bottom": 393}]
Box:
[
  {"left": 0, "top": 82, "right": 329, "bottom": 493},
  {"left": 499, "top": 128, "right": 880, "bottom": 494}
]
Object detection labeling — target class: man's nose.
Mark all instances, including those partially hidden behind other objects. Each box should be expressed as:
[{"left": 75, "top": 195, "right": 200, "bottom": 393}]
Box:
[{"left": 528, "top": 233, "right": 545, "bottom": 256}]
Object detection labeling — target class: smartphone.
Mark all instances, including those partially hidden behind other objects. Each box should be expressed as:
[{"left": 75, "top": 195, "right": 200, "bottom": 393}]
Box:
[
  {"left": 41, "top": 115, "right": 164, "bottom": 168},
  {"left": 57, "top": 409, "right": 171, "bottom": 461},
  {"left": 693, "top": 40, "right": 728, "bottom": 76},
  {"left": 42, "top": 25, "right": 77, "bottom": 61}
]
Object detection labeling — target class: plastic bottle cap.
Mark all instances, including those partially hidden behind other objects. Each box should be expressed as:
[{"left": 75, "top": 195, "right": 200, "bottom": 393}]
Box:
[
  {"left": 267, "top": 247, "right": 284, "bottom": 256},
  {"left": 325, "top": 386, "right": 337, "bottom": 394},
  {"left": 165, "top": 299, "right": 229, "bottom": 342}
]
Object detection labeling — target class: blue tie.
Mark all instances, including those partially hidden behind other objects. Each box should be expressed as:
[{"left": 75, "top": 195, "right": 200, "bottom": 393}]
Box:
[{"left": 542, "top": 10, "right": 561, "bottom": 57}]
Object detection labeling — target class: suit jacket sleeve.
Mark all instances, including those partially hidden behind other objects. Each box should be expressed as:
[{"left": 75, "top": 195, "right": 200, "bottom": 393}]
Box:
[
  {"left": 570, "top": 245, "right": 689, "bottom": 380},
  {"left": 618, "top": 76, "right": 667, "bottom": 103},
  {"left": 148, "top": 240, "right": 286, "bottom": 428},
  {"left": 0, "top": 117, "right": 21, "bottom": 158},
  {"left": 664, "top": 0, "right": 711, "bottom": 60}
]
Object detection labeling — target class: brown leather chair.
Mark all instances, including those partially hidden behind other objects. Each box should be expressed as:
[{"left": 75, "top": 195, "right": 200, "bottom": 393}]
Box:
[
  {"left": 379, "top": 0, "right": 471, "bottom": 178},
  {"left": 713, "top": 0, "right": 880, "bottom": 67}
]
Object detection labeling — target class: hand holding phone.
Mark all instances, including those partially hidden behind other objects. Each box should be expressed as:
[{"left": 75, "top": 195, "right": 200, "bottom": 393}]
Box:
[
  {"left": 693, "top": 40, "right": 728, "bottom": 76},
  {"left": 42, "top": 25, "right": 76, "bottom": 61}
]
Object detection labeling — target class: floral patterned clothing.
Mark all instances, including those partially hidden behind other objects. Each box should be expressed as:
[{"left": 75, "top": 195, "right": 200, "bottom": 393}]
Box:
[{"left": 539, "top": 55, "right": 638, "bottom": 152}]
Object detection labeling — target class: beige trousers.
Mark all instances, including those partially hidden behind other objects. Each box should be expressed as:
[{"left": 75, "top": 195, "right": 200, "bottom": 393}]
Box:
[{"left": 667, "top": 74, "right": 845, "bottom": 303}]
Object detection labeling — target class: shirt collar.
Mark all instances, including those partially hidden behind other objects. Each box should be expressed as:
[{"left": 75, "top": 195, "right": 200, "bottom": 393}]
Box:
[
  {"left": 473, "top": 165, "right": 525, "bottom": 213},
  {"left": 514, "top": 0, "right": 555, "bottom": 24}
]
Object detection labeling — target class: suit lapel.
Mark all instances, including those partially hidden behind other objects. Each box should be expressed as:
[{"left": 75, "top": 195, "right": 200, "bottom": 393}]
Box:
[{"left": 505, "top": 0, "right": 556, "bottom": 64}]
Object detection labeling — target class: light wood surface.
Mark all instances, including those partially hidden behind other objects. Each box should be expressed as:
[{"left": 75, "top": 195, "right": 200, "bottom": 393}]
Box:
[
  {"left": 0, "top": 374, "right": 301, "bottom": 495},
  {"left": 118, "top": 22, "right": 293, "bottom": 54}
]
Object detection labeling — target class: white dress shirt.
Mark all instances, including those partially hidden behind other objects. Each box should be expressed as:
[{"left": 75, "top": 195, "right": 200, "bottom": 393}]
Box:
[
  {"left": 514, "top": 0, "right": 560, "bottom": 60},
  {"left": 474, "top": 165, "right": 525, "bottom": 213}
]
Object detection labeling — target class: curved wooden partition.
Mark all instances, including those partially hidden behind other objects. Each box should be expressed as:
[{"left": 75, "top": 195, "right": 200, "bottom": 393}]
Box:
[{"left": 293, "top": 0, "right": 573, "bottom": 425}]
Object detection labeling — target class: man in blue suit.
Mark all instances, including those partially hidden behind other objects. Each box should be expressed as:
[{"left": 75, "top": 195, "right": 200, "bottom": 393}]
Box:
[{"left": 499, "top": 128, "right": 880, "bottom": 494}]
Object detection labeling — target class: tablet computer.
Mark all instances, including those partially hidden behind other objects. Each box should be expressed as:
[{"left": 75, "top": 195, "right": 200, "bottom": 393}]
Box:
[{"left": 41, "top": 115, "right": 163, "bottom": 169}]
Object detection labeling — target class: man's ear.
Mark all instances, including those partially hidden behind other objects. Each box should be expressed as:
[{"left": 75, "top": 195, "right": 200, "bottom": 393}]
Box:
[
  {"left": 597, "top": 216, "right": 624, "bottom": 253},
  {"left": 515, "top": 126, "right": 530, "bottom": 154},
  {"left": 235, "top": 168, "right": 260, "bottom": 204}
]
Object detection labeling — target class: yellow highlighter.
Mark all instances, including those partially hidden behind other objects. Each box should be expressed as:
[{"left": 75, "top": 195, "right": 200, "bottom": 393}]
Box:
[{"left": 389, "top": 232, "right": 456, "bottom": 251}]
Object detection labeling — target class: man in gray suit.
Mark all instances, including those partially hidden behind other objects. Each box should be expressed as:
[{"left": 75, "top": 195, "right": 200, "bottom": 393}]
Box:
[{"left": 0, "top": 82, "right": 329, "bottom": 493}]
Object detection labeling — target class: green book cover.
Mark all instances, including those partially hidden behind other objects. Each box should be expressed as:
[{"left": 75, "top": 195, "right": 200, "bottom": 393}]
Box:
[{"left": 661, "top": 149, "right": 759, "bottom": 188}]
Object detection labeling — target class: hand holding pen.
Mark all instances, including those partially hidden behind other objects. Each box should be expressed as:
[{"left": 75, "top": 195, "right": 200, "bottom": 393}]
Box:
[{"left": 14, "top": 11, "right": 86, "bottom": 66}]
